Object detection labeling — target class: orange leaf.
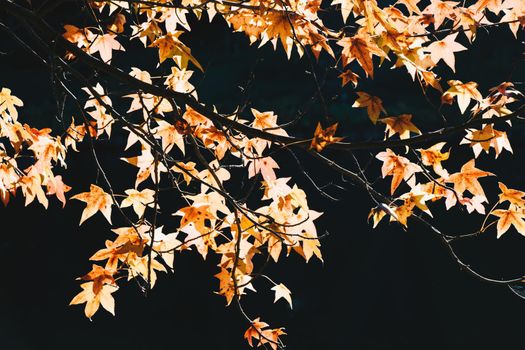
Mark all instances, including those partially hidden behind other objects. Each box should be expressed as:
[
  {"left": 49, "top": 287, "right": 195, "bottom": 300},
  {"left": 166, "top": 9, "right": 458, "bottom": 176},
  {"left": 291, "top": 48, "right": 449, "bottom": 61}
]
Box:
[
  {"left": 352, "top": 92, "right": 386, "bottom": 124},
  {"left": 309, "top": 122, "right": 344, "bottom": 152},
  {"left": 72, "top": 184, "right": 113, "bottom": 225}
]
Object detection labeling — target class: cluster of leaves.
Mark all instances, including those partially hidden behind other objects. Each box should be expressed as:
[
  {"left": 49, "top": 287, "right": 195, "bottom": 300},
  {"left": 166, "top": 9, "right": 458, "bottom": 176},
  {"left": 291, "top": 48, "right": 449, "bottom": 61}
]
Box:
[{"left": 1, "top": 0, "right": 525, "bottom": 348}]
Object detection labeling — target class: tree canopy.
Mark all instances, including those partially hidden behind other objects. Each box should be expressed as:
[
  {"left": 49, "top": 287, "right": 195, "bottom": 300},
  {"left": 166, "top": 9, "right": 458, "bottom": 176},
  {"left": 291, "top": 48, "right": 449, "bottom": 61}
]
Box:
[{"left": 1, "top": 0, "right": 525, "bottom": 348}]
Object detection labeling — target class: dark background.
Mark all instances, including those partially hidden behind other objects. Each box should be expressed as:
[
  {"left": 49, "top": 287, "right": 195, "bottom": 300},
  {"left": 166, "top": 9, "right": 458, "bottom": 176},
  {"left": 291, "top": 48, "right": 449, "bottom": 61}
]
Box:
[{"left": 1, "top": 2, "right": 525, "bottom": 349}]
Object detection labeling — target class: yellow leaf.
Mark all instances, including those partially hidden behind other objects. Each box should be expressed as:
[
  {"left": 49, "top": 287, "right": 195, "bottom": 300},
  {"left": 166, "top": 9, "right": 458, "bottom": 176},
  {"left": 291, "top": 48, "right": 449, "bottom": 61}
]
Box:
[
  {"left": 72, "top": 184, "right": 113, "bottom": 225},
  {"left": 491, "top": 206, "right": 525, "bottom": 238},
  {"left": 426, "top": 33, "right": 466, "bottom": 72},
  {"left": 271, "top": 283, "right": 293, "bottom": 309}
]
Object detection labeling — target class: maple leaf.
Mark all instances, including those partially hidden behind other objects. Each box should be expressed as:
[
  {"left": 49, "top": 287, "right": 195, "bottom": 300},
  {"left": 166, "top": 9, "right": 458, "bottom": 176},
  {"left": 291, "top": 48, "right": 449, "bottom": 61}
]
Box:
[
  {"left": 251, "top": 109, "right": 278, "bottom": 130},
  {"left": 271, "top": 283, "right": 293, "bottom": 309},
  {"left": 498, "top": 182, "right": 525, "bottom": 207},
  {"left": 309, "top": 122, "right": 344, "bottom": 152},
  {"left": 397, "top": 0, "right": 422, "bottom": 14},
  {"left": 417, "top": 142, "right": 450, "bottom": 177},
  {"left": 337, "top": 34, "right": 385, "bottom": 78},
  {"left": 399, "top": 189, "right": 434, "bottom": 216},
  {"left": 150, "top": 227, "right": 181, "bottom": 269},
  {"left": 423, "top": 0, "right": 460, "bottom": 29},
  {"left": 244, "top": 318, "right": 286, "bottom": 350},
  {"left": 352, "top": 92, "right": 386, "bottom": 124},
  {"left": 460, "top": 124, "right": 512, "bottom": 158},
  {"left": 90, "top": 225, "right": 150, "bottom": 268},
  {"left": 491, "top": 206, "right": 525, "bottom": 238},
  {"left": 338, "top": 69, "right": 359, "bottom": 87},
  {"left": 247, "top": 157, "right": 280, "bottom": 181},
  {"left": 150, "top": 32, "right": 203, "bottom": 71},
  {"left": 426, "top": 33, "right": 466, "bottom": 72},
  {"left": 88, "top": 34, "right": 125, "bottom": 63},
  {"left": 446, "top": 159, "right": 494, "bottom": 199},
  {"left": 72, "top": 184, "right": 113, "bottom": 225},
  {"left": 129, "top": 67, "right": 152, "bottom": 84},
  {"left": 0, "top": 87, "right": 23, "bottom": 121},
  {"left": 171, "top": 161, "right": 198, "bottom": 185},
  {"left": 501, "top": 0, "right": 525, "bottom": 37},
  {"left": 164, "top": 67, "right": 196, "bottom": 96},
  {"left": 442, "top": 80, "right": 483, "bottom": 114},
  {"left": 80, "top": 264, "right": 116, "bottom": 293},
  {"left": 152, "top": 119, "right": 185, "bottom": 154},
  {"left": 376, "top": 149, "right": 422, "bottom": 194},
  {"left": 263, "top": 12, "right": 295, "bottom": 58},
  {"left": 460, "top": 195, "right": 487, "bottom": 214},
  {"left": 379, "top": 114, "right": 421, "bottom": 140},
  {"left": 70, "top": 281, "right": 118, "bottom": 319},
  {"left": 260, "top": 328, "right": 287, "bottom": 350},
  {"left": 368, "top": 204, "right": 392, "bottom": 228},
  {"left": 244, "top": 318, "right": 270, "bottom": 347},
  {"left": 331, "top": 0, "right": 356, "bottom": 22},
  {"left": 198, "top": 160, "right": 231, "bottom": 192},
  {"left": 472, "top": 0, "right": 505, "bottom": 14},
  {"left": 286, "top": 209, "right": 323, "bottom": 262},
  {"left": 121, "top": 147, "right": 168, "bottom": 187},
  {"left": 392, "top": 202, "right": 413, "bottom": 227},
  {"left": 19, "top": 172, "right": 48, "bottom": 208},
  {"left": 175, "top": 204, "right": 215, "bottom": 234},
  {"left": 120, "top": 188, "right": 155, "bottom": 217},
  {"left": 46, "top": 175, "right": 72, "bottom": 207}
]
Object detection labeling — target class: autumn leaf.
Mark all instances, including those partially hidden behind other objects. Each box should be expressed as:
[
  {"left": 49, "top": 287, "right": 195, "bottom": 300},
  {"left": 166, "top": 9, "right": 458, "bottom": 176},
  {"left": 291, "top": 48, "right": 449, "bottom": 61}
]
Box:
[
  {"left": 491, "top": 206, "right": 525, "bottom": 238},
  {"left": 88, "top": 34, "right": 125, "bottom": 63},
  {"left": 337, "top": 34, "right": 385, "bottom": 78},
  {"left": 392, "top": 202, "right": 413, "bottom": 227},
  {"left": 152, "top": 119, "right": 185, "bottom": 154},
  {"left": 171, "top": 161, "right": 198, "bottom": 185},
  {"left": 46, "top": 175, "right": 72, "bottom": 208},
  {"left": 271, "top": 283, "right": 293, "bottom": 309},
  {"left": 379, "top": 114, "right": 421, "bottom": 139},
  {"left": 368, "top": 204, "right": 392, "bottom": 228},
  {"left": 442, "top": 80, "right": 483, "bottom": 114},
  {"left": 426, "top": 33, "right": 466, "bottom": 72},
  {"left": 175, "top": 204, "right": 215, "bottom": 234},
  {"left": 498, "top": 182, "right": 525, "bottom": 207},
  {"left": 352, "top": 92, "right": 386, "bottom": 124},
  {"left": 244, "top": 318, "right": 270, "bottom": 347},
  {"left": 150, "top": 31, "right": 203, "bottom": 71},
  {"left": 79, "top": 264, "right": 116, "bottom": 293},
  {"left": 70, "top": 281, "right": 118, "bottom": 319},
  {"left": 460, "top": 195, "right": 487, "bottom": 214},
  {"left": 247, "top": 157, "right": 280, "bottom": 181},
  {"left": 309, "top": 122, "right": 344, "bottom": 152},
  {"left": 338, "top": 69, "right": 359, "bottom": 87},
  {"left": 460, "top": 124, "right": 512, "bottom": 158},
  {"left": 417, "top": 142, "right": 450, "bottom": 177},
  {"left": 244, "top": 317, "right": 286, "bottom": 350},
  {"left": 332, "top": 0, "right": 356, "bottom": 22},
  {"left": 446, "top": 159, "right": 494, "bottom": 199},
  {"left": 120, "top": 188, "right": 155, "bottom": 217},
  {"left": 0, "top": 87, "right": 23, "bottom": 121},
  {"left": 397, "top": 0, "right": 422, "bottom": 14},
  {"left": 72, "top": 184, "right": 113, "bottom": 225},
  {"left": 376, "top": 149, "right": 422, "bottom": 194},
  {"left": 423, "top": 0, "right": 460, "bottom": 29}
]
